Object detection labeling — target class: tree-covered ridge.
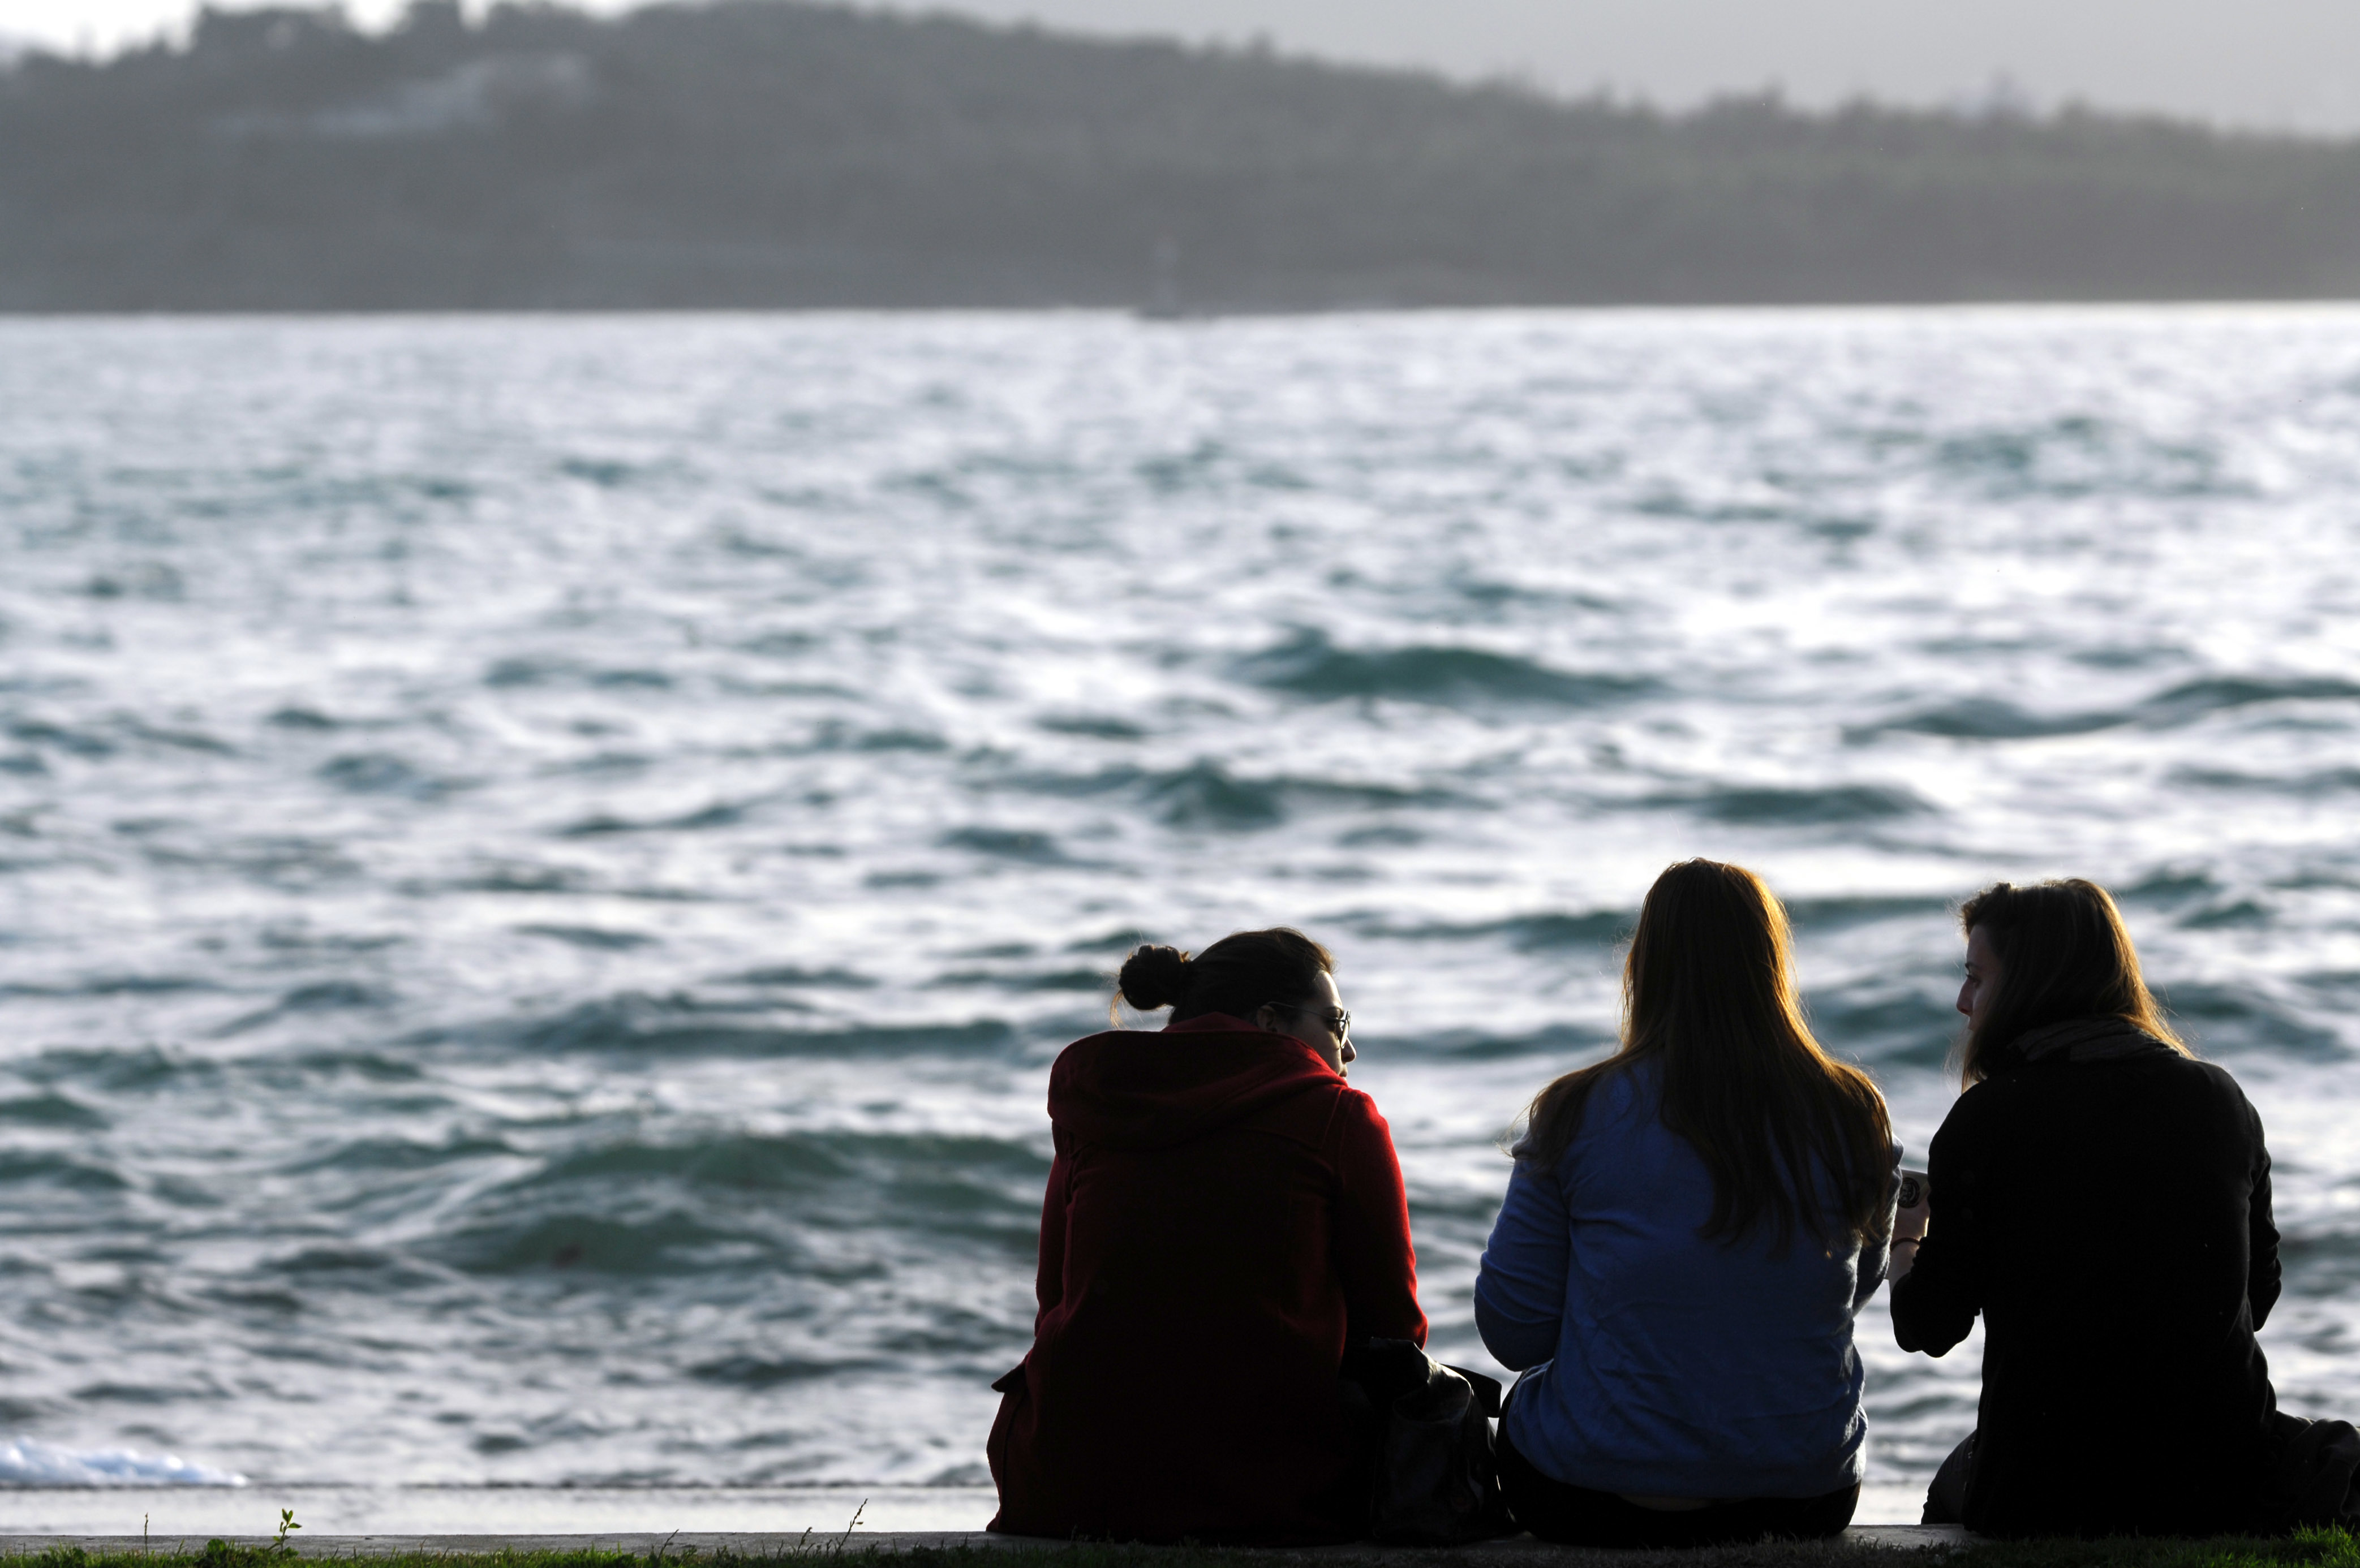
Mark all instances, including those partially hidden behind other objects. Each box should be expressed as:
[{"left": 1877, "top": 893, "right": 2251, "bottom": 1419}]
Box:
[{"left": 3, "top": 0, "right": 2358, "bottom": 309}]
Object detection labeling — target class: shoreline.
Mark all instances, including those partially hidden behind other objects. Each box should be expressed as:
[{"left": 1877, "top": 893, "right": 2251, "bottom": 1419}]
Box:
[
  {"left": 0, "top": 1485, "right": 1937, "bottom": 1538},
  {"left": 0, "top": 1528, "right": 1971, "bottom": 1559}
]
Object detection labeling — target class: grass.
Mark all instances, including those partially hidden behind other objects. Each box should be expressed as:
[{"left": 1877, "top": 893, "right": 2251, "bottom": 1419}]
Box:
[{"left": 4, "top": 1530, "right": 2358, "bottom": 1568}]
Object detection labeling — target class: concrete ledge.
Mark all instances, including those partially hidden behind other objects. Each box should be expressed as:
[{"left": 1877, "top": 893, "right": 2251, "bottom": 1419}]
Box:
[{"left": 0, "top": 1527, "right": 1971, "bottom": 1558}]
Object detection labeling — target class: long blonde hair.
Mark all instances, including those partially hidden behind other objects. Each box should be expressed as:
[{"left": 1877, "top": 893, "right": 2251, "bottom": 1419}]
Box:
[{"left": 1519, "top": 859, "right": 1893, "bottom": 1248}]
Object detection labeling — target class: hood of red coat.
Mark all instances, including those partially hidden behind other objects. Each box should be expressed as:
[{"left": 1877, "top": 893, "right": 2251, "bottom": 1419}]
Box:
[{"left": 1047, "top": 1013, "right": 1342, "bottom": 1149}]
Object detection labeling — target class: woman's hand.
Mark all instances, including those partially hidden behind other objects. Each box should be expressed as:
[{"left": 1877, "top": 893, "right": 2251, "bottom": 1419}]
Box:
[{"left": 1889, "top": 1170, "right": 1930, "bottom": 1283}]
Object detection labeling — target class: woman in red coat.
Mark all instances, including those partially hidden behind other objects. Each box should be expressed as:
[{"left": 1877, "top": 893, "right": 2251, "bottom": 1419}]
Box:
[{"left": 986, "top": 928, "right": 1427, "bottom": 1543}]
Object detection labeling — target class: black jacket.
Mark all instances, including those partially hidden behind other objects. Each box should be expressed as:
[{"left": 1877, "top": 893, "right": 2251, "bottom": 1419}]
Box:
[{"left": 1892, "top": 1019, "right": 2282, "bottom": 1537}]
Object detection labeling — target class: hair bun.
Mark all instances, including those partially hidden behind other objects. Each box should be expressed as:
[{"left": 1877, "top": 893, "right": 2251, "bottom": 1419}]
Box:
[{"left": 1117, "top": 945, "right": 1192, "bottom": 1011}]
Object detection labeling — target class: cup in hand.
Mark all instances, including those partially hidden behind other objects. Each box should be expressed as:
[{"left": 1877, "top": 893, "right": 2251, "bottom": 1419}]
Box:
[{"left": 1895, "top": 1168, "right": 1931, "bottom": 1241}]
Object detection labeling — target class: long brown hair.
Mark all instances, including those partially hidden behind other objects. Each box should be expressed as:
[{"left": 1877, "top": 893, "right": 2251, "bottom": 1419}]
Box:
[
  {"left": 1518, "top": 859, "right": 1893, "bottom": 1250},
  {"left": 1958, "top": 878, "right": 2188, "bottom": 1084}
]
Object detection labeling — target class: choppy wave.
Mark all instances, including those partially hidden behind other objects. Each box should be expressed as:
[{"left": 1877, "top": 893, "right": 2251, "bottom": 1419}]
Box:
[
  {"left": 0, "top": 1438, "right": 245, "bottom": 1487},
  {"left": 1355, "top": 910, "right": 1631, "bottom": 950},
  {"left": 1650, "top": 783, "right": 1930, "bottom": 825},
  {"left": 416, "top": 999, "right": 1026, "bottom": 1059},
  {"left": 1855, "top": 673, "right": 2360, "bottom": 743},
  {"left": 2172, "top": 766, "right": 2360, "bottom": 797},
  {"left": 1235, "top": 630, "right": 1657, "bottom": 708},
  {"left": 999, "top": 759, "right": 1452, "bottom": 832}
]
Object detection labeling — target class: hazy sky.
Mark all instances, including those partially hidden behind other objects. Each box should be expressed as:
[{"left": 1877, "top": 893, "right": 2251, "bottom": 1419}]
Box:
[{"left": 6, "top": 0, "right": 2359, "bottom": 135}]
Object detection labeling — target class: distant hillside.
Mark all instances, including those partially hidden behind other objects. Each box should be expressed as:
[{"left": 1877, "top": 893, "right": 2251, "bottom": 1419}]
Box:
[{"left": 4, "top": 0, "right": 2359, "bottom": 309}]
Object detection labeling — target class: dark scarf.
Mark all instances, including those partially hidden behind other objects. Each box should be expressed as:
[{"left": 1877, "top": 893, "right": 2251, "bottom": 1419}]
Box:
[{"left": 2009, "top": 1015, "right": 2177, "bottom": 1065}]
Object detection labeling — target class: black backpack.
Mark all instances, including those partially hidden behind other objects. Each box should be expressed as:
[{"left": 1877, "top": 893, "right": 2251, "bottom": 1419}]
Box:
[{"left": 1340, "top": 1338, "right": 1515, "bottom": 1544}]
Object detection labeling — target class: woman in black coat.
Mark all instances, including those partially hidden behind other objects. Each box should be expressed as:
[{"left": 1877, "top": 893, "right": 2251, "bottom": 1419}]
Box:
[{"left": 1890, "top": 878, "right": 2358, "bottom": 1538}]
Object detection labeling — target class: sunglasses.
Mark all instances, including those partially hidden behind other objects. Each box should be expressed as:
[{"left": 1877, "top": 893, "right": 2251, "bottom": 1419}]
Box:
[{"left": 1276, "top": 1003, "right": 1351, "bottom": 1039}]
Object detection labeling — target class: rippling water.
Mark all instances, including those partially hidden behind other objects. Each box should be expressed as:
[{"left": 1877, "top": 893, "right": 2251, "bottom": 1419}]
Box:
[{"left": 3, "top": 307, "right": 2359, "bottom": 1496}]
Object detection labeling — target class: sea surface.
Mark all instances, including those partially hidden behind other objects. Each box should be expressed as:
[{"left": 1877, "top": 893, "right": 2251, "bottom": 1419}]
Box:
[{"left": 3, "top": 307, "right": 2359, "bottom": 1515}]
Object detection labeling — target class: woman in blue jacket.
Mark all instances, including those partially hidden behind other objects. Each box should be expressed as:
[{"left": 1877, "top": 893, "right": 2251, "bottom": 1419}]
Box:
[{"left": 1476, "top": 859, "right": 1898, "bottom": 1548}]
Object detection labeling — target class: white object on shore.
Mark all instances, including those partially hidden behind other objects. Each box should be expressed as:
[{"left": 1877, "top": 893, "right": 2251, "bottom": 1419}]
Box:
[
  {"left": 0, "top": 1486, "right": 989, "bottom": 1538},
  {"left": 0, "top": 1437, "right": 247, "bottom": 1488}
]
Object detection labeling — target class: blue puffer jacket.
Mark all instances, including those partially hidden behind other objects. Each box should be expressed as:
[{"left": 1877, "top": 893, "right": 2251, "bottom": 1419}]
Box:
[{"left": 1475, "top": 1060, "right": 1894, "bottom": 1501}]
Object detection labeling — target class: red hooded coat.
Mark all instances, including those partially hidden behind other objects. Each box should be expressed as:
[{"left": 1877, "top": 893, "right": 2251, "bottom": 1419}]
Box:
[{"left": 986, "top": 1014, "right": 1426, "bottom": 1542}]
